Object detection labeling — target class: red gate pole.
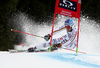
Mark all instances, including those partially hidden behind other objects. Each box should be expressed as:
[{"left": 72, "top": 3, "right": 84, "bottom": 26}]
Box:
[
  {"left": 76, "top": 18, "right": 80, "bottom": 56},
  {"left": 49, "top": 13, "right": 56, "bottom": 51}
]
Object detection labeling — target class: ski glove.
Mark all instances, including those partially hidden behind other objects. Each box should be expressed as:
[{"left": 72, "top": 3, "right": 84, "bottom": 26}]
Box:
[
  {"left": 53, "top": 44, "right": 62, "bottom": 48},
  {"left": 44, "top": 34, "right": 51, "bottom": 41}
]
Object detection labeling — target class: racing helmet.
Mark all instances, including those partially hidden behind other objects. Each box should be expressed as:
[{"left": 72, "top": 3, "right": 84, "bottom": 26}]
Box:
[{"left": 64, "top": 19, "right": 74, "bottom": 27}]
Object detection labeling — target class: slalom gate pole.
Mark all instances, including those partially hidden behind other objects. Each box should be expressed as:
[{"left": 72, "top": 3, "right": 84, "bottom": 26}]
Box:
[
  {"left": 49, "top": 13, "right": 56, "bottom": 52},
  {"left": 11, "top": 29, "right": 44, "bottom": 38},
  {"left": 76, "top": 18, "right": 80, "bottom": 56},
  {"left": 62, "top": 48, "right": 86, "bottom": 54}
]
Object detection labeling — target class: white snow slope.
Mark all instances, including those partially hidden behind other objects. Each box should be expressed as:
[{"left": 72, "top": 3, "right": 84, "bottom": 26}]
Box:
[{"left": 0, "top": 50, "right": 100, "bottom": 68}]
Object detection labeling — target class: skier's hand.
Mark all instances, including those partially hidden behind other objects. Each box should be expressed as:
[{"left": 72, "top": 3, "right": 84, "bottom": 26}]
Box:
[
  {"left": 44, "top": 34, "right": 51, "bottom": 41},
  {"left": 53, "top": 44, "right": 62, "bottom": 48}
]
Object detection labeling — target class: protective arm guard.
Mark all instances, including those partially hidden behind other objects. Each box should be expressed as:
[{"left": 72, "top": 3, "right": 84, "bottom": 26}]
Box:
[{"left": 44, "top": 34, "right": 51, "bottom": 41}]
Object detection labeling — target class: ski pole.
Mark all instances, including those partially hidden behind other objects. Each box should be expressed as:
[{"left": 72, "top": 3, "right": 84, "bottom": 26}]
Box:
[
  {"left": 62, "top": 48, "right": 86, "bottom": 54},
  {"left": 11, "top": 29, "right": 44, "bottom": 38}
]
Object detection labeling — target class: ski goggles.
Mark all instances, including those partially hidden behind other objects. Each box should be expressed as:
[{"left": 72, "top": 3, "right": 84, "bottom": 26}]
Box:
[{"left": 64, "top": 23, "right": 69, "bottom": 26}]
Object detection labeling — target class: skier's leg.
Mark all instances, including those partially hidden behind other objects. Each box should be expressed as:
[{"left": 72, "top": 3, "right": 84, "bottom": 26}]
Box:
[
  {"left": 62, "top": 43, "right": 76, "bottom": 49},
  {"left": 36, "top": 41, "right": 50, "bottom": 50},
  {"left": 36, "top": 38, "right": 61, "bottom": 50}
]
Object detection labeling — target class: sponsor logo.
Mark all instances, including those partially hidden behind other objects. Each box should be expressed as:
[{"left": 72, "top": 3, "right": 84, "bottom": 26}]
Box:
[
  {"left": 60, "top": 10, "right": 72, "bottom": 16},
  {"left": 60, "top": 37, "right": 63, "bottom": 40},
  {"left": 58, "top": 0, "right": 77, "bottom": 12},
  {"left": 73, "top": 33, "right": 75, "bottom": 35},
  {"left": 63, "top": 0, "right": 73, "bottom": 6}
]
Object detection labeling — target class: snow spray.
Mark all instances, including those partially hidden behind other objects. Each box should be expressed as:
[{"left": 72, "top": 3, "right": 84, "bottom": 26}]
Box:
[{"left": 12, "top": 13, "right": 100, "bottom": 55}]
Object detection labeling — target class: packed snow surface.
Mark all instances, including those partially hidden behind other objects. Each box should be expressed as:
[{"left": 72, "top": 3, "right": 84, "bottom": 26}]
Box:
[{"left": 0, "top": 50, "right": 100, "bottom": 68}]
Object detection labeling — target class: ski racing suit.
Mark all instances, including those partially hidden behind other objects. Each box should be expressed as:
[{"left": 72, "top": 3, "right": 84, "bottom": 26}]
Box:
[{"left": 36, "top": 25, "right": 80, "bottom": 50}]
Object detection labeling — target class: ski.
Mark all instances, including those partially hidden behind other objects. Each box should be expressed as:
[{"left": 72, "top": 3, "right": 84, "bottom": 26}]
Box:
[
  {"left": 8, "top": 49, "right": 49, "bottom": 53},
  {"left": 8, "top": 47, "right": 58, "bottom": 53},
  {"left": 8, "top": 49, "right": 27, "bottom": 53}
]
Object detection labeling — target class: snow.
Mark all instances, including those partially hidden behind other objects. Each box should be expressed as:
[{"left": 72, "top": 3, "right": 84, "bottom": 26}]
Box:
[{"left": 0, "top": 50, "right": 100, "bottom": 68}]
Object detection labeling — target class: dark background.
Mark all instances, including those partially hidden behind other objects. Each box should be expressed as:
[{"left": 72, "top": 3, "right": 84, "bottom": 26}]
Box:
[{"left": 0, "top": 0, "right": 100, "bottom": 50}]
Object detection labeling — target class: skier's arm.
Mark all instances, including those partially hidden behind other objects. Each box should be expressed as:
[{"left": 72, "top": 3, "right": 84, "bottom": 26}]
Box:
[
  {"left": 51, "top": 25, "right": 66, "bottom": 35},
  {"left": 44, "top": 25, "right": 66, "bottom": 41}
]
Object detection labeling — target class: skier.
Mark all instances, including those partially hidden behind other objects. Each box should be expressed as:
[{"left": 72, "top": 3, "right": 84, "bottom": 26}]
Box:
[{"left": 28, "top": 19, "right": 80, "bottom": 52}]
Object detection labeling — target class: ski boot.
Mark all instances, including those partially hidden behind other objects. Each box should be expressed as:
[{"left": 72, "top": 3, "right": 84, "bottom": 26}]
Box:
[
  {"left": 50, "top": 47, "right": 58, "bottom": 51},
  {"left": 28, "top": 47, "right": 36, "bottom": 52}
]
